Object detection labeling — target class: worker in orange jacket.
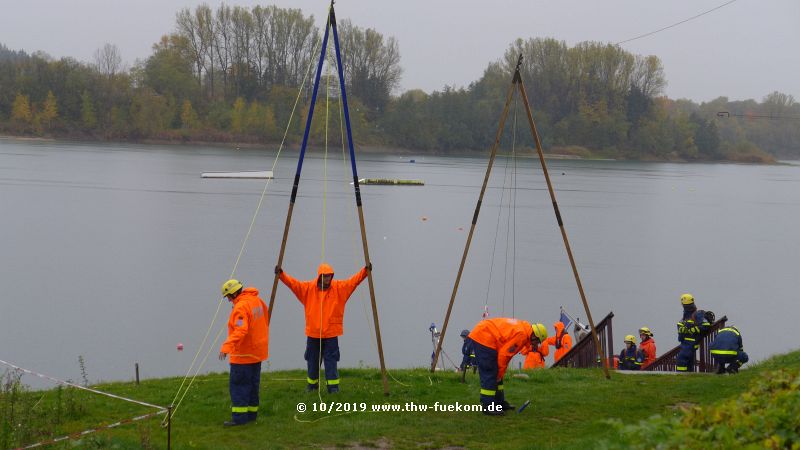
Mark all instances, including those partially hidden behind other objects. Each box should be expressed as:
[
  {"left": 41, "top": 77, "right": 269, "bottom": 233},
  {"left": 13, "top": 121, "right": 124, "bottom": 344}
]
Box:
[
  {"left": 638, "top": 327, "right": 657, "bottom": 369},
  {"left": 277, "top": 262, "right": 369, "bottom": 393},
  {"left": 522, "top": 338, "right": 549, "bottom": 369},
  {"left": 218, "top": 279, "right": 269, "bottom": 427},
  {"left": 545, "top": 321, "right": 572, "bottom": 363},
  {"left": 466, "top": 318, "right": 548, "bottom": 415}
]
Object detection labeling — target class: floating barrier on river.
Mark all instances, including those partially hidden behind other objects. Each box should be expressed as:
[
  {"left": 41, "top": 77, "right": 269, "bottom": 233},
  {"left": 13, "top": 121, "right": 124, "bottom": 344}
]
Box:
[
  {"left": 358, "top": 178, "right": 424, "bottom": 186},
  {"left": 201, "top": 171, "right": 273, "bottom": 179}
]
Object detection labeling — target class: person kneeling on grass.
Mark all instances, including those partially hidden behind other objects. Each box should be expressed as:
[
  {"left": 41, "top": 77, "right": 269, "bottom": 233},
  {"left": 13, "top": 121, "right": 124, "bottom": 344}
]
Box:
[{"left": 465, "top": 318, "right": 547, "bottom": 416}]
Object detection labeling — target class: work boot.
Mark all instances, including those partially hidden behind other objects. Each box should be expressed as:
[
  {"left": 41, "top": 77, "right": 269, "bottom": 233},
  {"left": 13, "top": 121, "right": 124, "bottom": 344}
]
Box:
[
  {"left": 500, "top": 401, "right": 515, "bottom": 412},
  {"left": 327, "top": 385, "right": 339, "bottom": 394},
  {"left": 726, "top": 366, "right": 739, "bottom": 374},
  {"left": 495, "top": 389, "right": 514, "bottom": 411},
  {"left": 716, "top": 364, "right": 726, "bottom": 375},
  {"left": 306, "top": 383, "right": 319, "bottom": 392}
]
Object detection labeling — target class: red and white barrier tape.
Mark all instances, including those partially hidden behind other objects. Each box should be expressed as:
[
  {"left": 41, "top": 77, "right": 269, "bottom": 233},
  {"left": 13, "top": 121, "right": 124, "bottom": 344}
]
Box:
[
  {"left": 13, "top": 409, "right": 167, "bottom": 449},
  {"left": 0, "top": 359, "right": 166, "bottom": 411}
]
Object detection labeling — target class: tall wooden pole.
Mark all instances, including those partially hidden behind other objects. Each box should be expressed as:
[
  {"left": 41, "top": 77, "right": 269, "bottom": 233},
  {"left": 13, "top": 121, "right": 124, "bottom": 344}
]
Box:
[
  {"left": 515, "top": 60, "right": 611, "bottom": 379},
  {"left": 430, "top": 59, "right": 520, "bottom": 372},
  {"left": 267, "top": 11, "right": 331, "bottom": 321},
  {"left": 331, "top": 6, "right": 389, "bottom": 395}
]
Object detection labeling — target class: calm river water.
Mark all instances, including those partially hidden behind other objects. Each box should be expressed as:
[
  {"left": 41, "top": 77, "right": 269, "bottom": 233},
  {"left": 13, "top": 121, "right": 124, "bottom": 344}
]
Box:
[{"left": 1, "top": 138, "right": 798, "bottom": 384}]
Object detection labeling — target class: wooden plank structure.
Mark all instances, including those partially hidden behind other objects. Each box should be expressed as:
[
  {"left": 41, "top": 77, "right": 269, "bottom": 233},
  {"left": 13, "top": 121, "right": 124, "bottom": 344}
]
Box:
[
  {"left": 642, "top": 316, "right": 728, "bottom": 372},
  {"left": 551, "top": 312, "right": 615, "bottom": 369}
]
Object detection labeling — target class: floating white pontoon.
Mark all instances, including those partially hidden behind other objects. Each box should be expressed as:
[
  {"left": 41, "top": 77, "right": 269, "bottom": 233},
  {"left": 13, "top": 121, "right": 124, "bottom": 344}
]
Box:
[{"left": 201, "top": 171, "right": 273, "bottom": 179}]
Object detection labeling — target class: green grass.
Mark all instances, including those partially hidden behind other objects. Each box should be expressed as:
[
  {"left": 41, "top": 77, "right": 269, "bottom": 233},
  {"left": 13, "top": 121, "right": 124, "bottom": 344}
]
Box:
[{"left": 4, "top": 350, "right": 800, "bottom": 449}]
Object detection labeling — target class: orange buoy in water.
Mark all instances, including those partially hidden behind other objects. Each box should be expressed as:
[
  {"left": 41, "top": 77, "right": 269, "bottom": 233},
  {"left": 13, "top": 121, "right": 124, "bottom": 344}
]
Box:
[{"left": 177, "top": 343, "right": 184, "bottom": 351}]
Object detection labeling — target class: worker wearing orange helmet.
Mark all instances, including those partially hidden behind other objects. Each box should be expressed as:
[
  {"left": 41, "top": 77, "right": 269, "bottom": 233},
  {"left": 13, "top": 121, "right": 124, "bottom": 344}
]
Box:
[
  {"left": 467, "top": 318, "right": 547, "bottom": 415},
  {"left": 218, "top": 279, "right": 270, "bottom": 427},
  {"left": 277, "top": 262, "right": 369, "bottom": 393},
  {"left": 522, "top": 338, "right": 549, "bottom": 369},
  {"left": 544, "top": 321, "right": 572, "bottom": 363}
]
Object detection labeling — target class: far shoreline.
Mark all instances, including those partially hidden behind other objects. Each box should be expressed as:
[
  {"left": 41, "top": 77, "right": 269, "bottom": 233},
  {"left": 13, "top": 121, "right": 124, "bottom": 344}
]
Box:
[{"left": 1, "top": 133, "right": 785, "bottom": 165}]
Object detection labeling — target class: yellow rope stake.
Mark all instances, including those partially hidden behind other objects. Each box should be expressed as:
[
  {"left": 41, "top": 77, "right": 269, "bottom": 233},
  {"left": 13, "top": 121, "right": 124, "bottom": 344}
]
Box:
[{"left": 165, "top": 29, "right": 326, "bottom": 426}]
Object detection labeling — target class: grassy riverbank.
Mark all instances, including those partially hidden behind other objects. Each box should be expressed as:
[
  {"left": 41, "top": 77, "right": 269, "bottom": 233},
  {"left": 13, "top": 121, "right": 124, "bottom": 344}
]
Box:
[{"left": 3, "top": 350, "right": 799, "bottom": 449}]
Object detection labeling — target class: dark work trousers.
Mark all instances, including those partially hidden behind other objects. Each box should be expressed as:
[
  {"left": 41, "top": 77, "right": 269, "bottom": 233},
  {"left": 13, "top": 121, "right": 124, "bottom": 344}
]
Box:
[
  {"left": 676, "top": 341, "right": 696, "bottom": 372},
  {"left": 305, "top": 336, "right": 340, "bottom": 388},
  {"left": 229, "top": 362, "right": 262, "bottom": 424},
  {"left": 712, "top": 351, "right": 748, "bottom": 372},
  {"left": 472, "top": 339, "right": 502, "bottom": 408}
]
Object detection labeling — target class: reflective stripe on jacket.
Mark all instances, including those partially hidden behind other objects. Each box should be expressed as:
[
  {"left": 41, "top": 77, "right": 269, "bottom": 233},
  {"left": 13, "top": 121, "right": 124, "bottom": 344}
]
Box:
[
  {"left": 279, "top": 264, "right": 368, "bottom": 338},
  {"left": 468, "top": 318, "right": 533, "bottom": 379},
  {"left": 710, "top": 327, "right": 743, "bottom": 355},
  {"left": 220, "top": 287, "right": 270, "bottom": 364}
]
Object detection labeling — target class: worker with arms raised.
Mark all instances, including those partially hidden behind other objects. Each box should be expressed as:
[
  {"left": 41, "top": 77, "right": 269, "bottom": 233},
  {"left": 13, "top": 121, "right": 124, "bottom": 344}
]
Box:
[
  {"left": 466, "top": 318, "right": 547, "bottom": 415},
  {"left": 218, "top": 279, "right": 270, "bottom": 427},
  {"left": 276, "top": 262, "right": 369, "bottom": 393}
]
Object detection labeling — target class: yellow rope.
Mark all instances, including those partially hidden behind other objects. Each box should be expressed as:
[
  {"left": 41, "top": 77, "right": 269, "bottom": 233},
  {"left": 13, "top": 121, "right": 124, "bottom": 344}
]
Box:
[{"left": 164, "top": 26, "right": 326, "bottom": 425}]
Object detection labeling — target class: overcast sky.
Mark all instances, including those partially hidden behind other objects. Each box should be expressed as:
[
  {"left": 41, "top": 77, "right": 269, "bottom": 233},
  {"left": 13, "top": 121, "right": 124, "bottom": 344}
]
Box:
[{"left": 1, "top": 0, "right": 797, "bottom": 103}]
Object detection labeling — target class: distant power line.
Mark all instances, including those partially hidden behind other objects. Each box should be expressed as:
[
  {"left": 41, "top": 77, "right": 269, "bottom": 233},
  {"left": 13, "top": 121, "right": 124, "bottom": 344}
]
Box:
[
  {"left": 717, "top": 111, "right": 800, "bottom": 120},
  {"left": 616, "top": 0, "right": 739, "bottom": 45}
]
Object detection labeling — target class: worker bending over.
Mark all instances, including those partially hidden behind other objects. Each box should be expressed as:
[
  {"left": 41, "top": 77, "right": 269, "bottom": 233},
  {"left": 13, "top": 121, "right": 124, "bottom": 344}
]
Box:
[
  {"left": 466, "top": 318, "right": 547, "bottom": 415},
  {"left": 277, "top": 263, "right": 369, "bottom": 393}
]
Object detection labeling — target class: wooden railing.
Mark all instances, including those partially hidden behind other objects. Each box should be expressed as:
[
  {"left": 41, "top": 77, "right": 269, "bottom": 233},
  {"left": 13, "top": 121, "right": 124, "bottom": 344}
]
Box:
[
  {"left": 642, "top": 316, "right": 727, "bottom": 372},
  {"left": 551, "top": 312, "right": 614, "bottom": 369}
]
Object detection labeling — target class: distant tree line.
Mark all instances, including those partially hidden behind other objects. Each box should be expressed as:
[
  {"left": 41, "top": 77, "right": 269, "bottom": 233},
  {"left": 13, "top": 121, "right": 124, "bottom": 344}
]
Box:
[{"left": 0, "top": 6, "right": 797, "bottom": 162}]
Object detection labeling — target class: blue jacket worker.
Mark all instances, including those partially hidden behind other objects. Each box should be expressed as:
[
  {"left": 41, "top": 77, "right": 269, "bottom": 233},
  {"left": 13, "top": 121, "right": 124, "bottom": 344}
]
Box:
[
  {"left": 710, "top": 326, "right": 748, "bottom": 374},
  {"left": 618, "top": 335, "right": 644, "bottom": 370},
  {"left": 459, "top": 329, "right": 476, "bottom": 372},
  {"left": 676, "top": 293, "right": 710, "bottom": 372}
]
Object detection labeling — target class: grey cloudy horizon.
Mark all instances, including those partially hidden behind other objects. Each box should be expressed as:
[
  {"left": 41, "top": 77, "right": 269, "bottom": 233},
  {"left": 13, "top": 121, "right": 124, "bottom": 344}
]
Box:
[{"left": 1, "top": 0, "right": 798, "bottom": 103}]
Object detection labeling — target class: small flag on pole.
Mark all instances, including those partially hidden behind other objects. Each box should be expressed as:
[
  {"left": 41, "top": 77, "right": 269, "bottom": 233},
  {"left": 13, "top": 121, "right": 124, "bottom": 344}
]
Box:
[{"left": 559, "top": 307, "right": 574, "bottom": 329}]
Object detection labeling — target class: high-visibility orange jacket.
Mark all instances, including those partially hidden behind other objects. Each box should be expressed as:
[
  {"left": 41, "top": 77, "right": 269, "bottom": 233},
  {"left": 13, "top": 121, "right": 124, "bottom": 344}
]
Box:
[
  {"left": 523, "top": 341, "right": 549, "bottom": 369},
  {"left": 468, "top": 318, "right": 533, "bottom": 380},
  {"left": 639, "top": 337, "right": 657, "bottom": 369},
  {"left": 220, "top": 287, "right": 270, "bottom": 364},
  {"left": 545, "top": 322, "right": 572, "bottom": 362},
  {"left": 279, "top": 263, "right": 368, "bottom": 338}
]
